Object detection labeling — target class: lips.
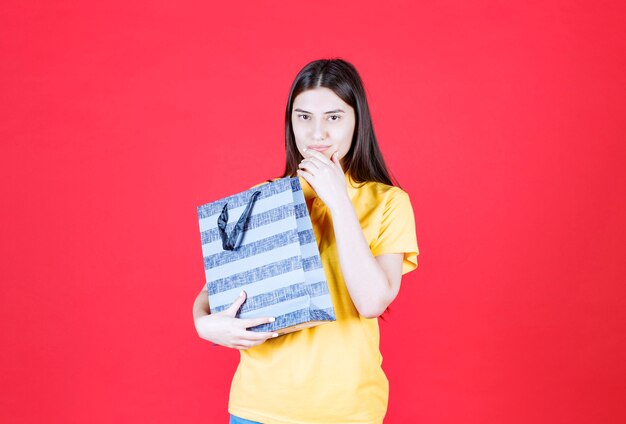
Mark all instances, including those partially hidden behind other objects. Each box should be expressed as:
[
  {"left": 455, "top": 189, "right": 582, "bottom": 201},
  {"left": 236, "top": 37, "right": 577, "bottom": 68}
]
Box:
[{"left": 308, "top": 145, "right": 331, "bottom": 152}]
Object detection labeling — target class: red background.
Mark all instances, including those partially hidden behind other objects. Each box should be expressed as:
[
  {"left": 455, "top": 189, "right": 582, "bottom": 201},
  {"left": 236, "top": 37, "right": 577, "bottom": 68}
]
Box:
[{"left": 1, "top": 1, "right": 625, "bottom": 423}]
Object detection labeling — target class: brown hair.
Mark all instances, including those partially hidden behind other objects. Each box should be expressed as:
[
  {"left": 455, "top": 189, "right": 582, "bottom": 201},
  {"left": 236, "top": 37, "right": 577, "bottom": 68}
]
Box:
[
  {"left": 281, "top": 58, "right": 397, "bottom": 188},
  {"left": 282, "top": 58, "right": 399, "bottom": 318}
]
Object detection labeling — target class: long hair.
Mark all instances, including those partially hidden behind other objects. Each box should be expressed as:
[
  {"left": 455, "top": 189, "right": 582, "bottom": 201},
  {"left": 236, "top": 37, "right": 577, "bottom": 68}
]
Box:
[
  {"left": 281, "top": 58, "right": 397, "bottom": 187},
  {"left": 281, "top": 58, "right": 398, "bottom": 319}
]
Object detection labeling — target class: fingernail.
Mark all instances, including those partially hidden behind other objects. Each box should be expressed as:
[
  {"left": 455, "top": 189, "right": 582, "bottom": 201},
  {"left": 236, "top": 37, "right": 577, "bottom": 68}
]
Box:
[
  {"left": 239, "top": 290, "right": 244, "bottom": 297},
  {"left": 268, "top": 317, "right": 275, "bottom": 322},
  {"left": 272, "top": 333, "right": 279, "bottom": 338}
]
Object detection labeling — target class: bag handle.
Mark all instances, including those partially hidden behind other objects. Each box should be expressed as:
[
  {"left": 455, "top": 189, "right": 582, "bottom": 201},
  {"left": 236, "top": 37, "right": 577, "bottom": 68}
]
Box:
[{"left": 217, "top": 190, "right": 261, "bottom": 251}]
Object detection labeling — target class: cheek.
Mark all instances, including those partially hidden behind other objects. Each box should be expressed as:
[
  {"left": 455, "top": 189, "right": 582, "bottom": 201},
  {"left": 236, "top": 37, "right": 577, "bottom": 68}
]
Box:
[
  {"left": 292, "top": 122, "right": 306, "bottom": 142},
  {"left": 336, "top": 125, "right": 355, "bottom": 149}
]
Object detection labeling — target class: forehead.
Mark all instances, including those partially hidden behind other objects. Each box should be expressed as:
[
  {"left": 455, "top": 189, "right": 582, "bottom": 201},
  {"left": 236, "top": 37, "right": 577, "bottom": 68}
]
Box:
[{"left": 292, "top": 87, "right": 350, "bottom": 111}]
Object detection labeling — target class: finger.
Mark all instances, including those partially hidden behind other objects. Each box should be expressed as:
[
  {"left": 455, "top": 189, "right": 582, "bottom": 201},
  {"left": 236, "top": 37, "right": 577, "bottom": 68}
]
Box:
[
  {"left": 306, "top": 155, "right": 332, "bottom": 168},
  {"left": 240, "top": 330, "right": 279, "bottom": 341},
  {"left": 236, "top": 332, "right": 279, "bottom": 350},
  {"left": 235, "top": 340, "right": 264, "bottom": 350},
  {"left": 297, "top": 168, "right": 315, "bottom": 183},
  {"left": 298, "top": 158, "right": 320, "bottom": 171},
  {"left": 224, "top": 290, "right": 247, "bottom": 316},
  {"left": 304, "top": 148, "right": 333, "bottom": 165},
  {"left": 332, "top": 150, "right": 344, "bottom": 172},
  {"left": 233, "top": 343, "right": 249, "bottom": 350},
  {"left": 239, "top": 315, "right": 276, "bottom": 329},
  {"left": 299, "top": 157, "right": 334, "bottom": 177}
]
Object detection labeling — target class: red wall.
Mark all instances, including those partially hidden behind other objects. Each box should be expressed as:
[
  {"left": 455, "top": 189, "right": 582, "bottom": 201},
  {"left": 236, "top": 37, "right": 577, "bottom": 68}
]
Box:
[{"left": 1, "top": 1, "right": 625, "bottom": 423}]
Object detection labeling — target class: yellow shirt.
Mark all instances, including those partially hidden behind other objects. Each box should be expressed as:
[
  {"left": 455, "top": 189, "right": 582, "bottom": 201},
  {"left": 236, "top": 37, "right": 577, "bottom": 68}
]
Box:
[{"left": 229, "top": 173, "right": 419, "bottom": 424}]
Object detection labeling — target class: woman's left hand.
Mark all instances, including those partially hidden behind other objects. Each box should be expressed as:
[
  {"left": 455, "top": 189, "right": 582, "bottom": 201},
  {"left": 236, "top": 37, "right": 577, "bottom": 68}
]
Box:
[{"left": 297, "top": 148, "right": 350, "bottom": 212}]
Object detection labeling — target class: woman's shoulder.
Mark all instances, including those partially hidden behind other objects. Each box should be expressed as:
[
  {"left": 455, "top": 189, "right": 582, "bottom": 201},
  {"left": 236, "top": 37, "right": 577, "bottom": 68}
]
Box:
[{"left": 351, "top": 177, "right": 408, "bottom": 201}]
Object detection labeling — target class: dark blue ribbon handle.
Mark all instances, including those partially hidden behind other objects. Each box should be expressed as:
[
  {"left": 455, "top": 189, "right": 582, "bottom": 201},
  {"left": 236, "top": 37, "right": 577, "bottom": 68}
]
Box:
[{"left": 217, "top": 190, "right": 261, "bottom": 251}]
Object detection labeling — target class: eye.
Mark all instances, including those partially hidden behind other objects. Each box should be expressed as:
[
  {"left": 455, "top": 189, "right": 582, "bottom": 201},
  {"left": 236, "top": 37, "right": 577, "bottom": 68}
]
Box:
[
  {"left": 297, "top": 114, "right": 310, "bottom": 120},
  {"left": 328, "top": 115, "right": 341, "bottom": 121}
]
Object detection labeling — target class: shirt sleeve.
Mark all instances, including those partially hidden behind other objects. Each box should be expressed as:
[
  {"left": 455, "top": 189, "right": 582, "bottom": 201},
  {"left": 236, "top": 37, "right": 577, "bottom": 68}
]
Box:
[{"left": 370, "top": 188, "right": 420, "bottom": 275}]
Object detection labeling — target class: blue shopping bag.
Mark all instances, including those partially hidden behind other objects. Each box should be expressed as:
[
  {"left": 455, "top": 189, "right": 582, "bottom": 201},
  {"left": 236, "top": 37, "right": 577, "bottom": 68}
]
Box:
[{"left": 197, "top": 177, "right": 336, "bottom": 335}]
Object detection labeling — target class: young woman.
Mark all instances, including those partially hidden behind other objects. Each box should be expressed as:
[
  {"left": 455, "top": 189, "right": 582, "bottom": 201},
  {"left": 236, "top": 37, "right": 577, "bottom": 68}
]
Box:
[{"left": 193, "top": 58, "right": 419, "bottom": 424}]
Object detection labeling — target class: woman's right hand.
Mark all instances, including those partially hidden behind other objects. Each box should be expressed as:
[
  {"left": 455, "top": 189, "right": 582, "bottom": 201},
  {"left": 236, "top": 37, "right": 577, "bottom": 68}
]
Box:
[{"left": 194, "top": 290, "right": 278, "bottom": 350}]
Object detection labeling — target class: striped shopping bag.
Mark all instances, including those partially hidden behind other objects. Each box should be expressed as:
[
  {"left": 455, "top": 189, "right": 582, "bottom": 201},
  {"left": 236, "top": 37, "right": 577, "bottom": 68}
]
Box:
[{"left": 197, "top": 177, "right": 336, "bottom": 335}]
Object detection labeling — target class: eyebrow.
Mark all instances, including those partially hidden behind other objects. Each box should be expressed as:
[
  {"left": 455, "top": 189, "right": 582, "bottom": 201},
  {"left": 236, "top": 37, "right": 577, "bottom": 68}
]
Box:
[{"left": 293, "top": 108, "right": 346, "bottom": 114}]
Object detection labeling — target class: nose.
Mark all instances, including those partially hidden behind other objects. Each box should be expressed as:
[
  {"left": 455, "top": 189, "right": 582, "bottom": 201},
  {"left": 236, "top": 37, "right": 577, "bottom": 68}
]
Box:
[{"left": 311, "top": 118, "right": 327, "bottom": 141}]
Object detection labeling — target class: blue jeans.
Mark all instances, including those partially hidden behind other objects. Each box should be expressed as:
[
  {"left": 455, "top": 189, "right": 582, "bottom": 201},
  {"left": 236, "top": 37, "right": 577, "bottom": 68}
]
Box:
[{"left": 229, "top": 414, "right": 262, "bottom": 424}]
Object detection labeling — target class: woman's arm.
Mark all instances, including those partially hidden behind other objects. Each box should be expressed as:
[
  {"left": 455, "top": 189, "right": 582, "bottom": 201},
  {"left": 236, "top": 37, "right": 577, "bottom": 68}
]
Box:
[
  {"left": 297, "top": 149, "right": 405, "bottom": 318},
  {"left": 328, "top": 199, "right": 404, "bottom": 318},
  {"left": 193, "top": 287, "right": 211, "bottom": 321},
  {"left": 193, "top": 288, "right": 278, "bottom": 349}
]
